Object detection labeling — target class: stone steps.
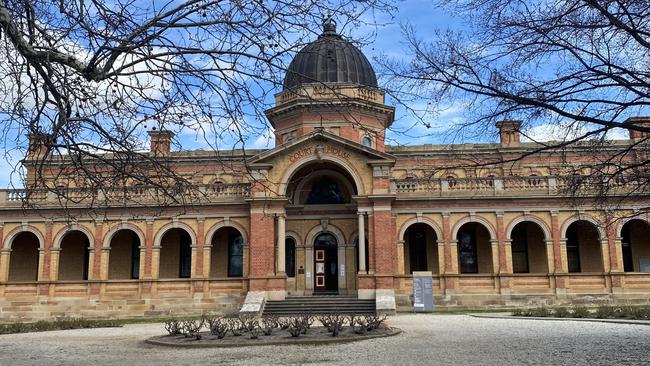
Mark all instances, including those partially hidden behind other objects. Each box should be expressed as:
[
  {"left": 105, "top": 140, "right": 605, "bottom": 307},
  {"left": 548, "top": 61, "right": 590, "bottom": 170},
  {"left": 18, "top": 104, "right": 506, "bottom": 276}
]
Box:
[{"left": 263, "top": 296, "right": 376, "bottom": 316}]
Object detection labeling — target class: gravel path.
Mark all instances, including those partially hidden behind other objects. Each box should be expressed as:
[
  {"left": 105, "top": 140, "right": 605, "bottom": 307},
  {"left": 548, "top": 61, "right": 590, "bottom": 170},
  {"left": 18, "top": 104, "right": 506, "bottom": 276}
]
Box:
[{"left": 1, "top": 314, "right": 649, "bottom": 366}]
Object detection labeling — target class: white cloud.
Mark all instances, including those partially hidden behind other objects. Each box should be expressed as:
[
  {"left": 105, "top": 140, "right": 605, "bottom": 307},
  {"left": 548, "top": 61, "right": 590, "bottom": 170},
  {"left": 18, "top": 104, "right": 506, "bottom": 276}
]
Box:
[
  {"left": 523, "top": 121, "right": 630, "bottom": 142},
  {"left": 249, "top": 128, "right": 275, "bottom": 149}
]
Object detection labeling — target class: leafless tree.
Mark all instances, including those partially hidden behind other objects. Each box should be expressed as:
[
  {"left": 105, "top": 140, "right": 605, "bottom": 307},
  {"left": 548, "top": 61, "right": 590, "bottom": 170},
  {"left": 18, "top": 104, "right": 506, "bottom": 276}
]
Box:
[
  {"left": 379, "top": 0, "right": 650, "bottom": 214},
  {"left": 0, "top": 0, "right": 394, "bottom": 209}
]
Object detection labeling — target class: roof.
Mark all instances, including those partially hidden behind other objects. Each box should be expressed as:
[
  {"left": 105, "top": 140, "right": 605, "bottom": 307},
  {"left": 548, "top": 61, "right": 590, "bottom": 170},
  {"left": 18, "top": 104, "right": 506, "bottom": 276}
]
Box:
[{"left": 283, "top": 18, "right": 378, "bottom": 90}]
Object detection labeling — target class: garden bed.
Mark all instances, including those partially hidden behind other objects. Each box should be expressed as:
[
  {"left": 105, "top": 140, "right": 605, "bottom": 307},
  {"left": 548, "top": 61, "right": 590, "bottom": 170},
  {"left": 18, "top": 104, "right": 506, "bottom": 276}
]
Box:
[
  {"left": 147, "top": 325, "right": 400, "bottom": 348},
  {"left": 512, "top": 305, "right": 650, "bottom": 320},
  {"left": 0, "top": 318, "right": 122, "bottom": 335},
  {"left": 147, "top": 313, "right": 400, "bottom": 348}
]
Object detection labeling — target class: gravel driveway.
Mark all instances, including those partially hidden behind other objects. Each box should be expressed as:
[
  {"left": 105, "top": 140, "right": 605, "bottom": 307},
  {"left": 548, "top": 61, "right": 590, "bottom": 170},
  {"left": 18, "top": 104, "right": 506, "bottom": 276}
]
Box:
[{"left": 1, "top": 314, "right": 649, "bottom": 366}]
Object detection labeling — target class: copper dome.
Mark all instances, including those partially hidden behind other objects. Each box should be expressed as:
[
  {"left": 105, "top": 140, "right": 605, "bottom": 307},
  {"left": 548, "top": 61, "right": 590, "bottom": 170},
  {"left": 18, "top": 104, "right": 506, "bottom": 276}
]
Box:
[{"left": 283, "top": 18, "right": 378, "bottom": 90}]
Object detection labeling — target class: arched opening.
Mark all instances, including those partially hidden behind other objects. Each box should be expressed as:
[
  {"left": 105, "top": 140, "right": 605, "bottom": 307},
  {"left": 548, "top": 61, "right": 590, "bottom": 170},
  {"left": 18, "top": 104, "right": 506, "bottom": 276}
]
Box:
[
  {"left": 621, "top": 220, "right": 650, "bottom": 272},
  {"left": 8, "top": 232, "right": 40, "bottom": 282},
  {"left": 159, "top": 228, "right": 192, "bottom": 279},
  {"left": 108, "top": 230, "right": 141, "bottom": 279},
  {"left": 314, "top": 233, "right": 338, "bottom": 292},
  {"left": 209, "top": 227, "right": 244, "bottom": 278},
  {"left": 403, "top": 223, "right": 438, "bottom": 274},
  {"left": 457, "top": 222, "right": 493, "bottom": 274},
  {"left": 510, "top": 222, "right": 548, "bottom": 274},
  {"left": 286, "top": 237, "right": 296, "bottom": 278},
  {"left": 58, "top": 230, "right": 90, "bottom": 281},
  {"left": 286, "top": 162, "right": 357, "bottom": 205},
  {"left": 565, "top": 221, "right": 603, "bottom": 273}
]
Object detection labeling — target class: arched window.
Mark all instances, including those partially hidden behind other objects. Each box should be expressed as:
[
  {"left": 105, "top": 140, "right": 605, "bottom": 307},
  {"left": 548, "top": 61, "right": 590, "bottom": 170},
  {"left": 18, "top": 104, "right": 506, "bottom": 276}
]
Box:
[
  {"left": 228, "top": 233, "right": 244, "bottom": 277},
  {"left": 285, "top": 237, "right": 296, "bottom": 278},
  {"left": 361, "top": 135, "right": 372, "bottom": 147},
  {"left": 305, "top": 177, "right": 346, "bottom": 204}
]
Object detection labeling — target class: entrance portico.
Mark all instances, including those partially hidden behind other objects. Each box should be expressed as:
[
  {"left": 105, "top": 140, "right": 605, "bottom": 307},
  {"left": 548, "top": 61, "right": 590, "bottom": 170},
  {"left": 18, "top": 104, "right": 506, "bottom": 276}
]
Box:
[{"left": 246, "top": 130, "right": 395, "bottom": 304}]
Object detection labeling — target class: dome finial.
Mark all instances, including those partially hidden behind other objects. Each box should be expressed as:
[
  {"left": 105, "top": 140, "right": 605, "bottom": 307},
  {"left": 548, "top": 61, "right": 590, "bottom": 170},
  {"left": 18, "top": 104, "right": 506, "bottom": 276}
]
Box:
[{"left": 322, "top": 14, "right": 337, "bottom": 35}]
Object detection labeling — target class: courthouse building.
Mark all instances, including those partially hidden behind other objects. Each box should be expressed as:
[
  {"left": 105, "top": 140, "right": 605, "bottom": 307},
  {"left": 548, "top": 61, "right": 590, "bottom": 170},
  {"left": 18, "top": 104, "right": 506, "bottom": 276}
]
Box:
[{"left": 1, "top": 20, "right": 650, "bottom": 319}]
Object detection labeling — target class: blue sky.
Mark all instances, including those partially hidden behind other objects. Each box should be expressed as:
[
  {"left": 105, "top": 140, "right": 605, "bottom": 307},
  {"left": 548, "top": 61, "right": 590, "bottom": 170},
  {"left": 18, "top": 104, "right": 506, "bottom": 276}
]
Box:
[
  {"left": 174, "top": 0, "right": 468, "bottom": 152},
  {"left": 0, "top": 1, "right": 632, "bottom": 188}
]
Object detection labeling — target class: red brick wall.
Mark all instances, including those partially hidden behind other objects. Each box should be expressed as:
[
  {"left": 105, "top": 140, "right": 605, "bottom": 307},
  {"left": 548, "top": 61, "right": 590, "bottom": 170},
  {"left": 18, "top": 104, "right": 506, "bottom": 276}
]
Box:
[{"left": 248, "top": 211, "right": 275, "bottom": 278}]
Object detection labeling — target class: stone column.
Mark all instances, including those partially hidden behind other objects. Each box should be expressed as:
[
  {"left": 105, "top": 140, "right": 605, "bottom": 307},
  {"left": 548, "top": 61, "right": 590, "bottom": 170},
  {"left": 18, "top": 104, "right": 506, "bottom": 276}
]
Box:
[
  {"left": 559, "top": 239, "right": 569, "bottom": 272},
  {"left": 277, "top": 214, "right": 286, "bottom": 275},
  {"left": 48, "top": 248, "right": 60, "bottom": 281},
  {"left": 490, "top": 239, "right": 500, "bottom": 274},
  {"left": 338, "top": 244, "right": 347, "bottom": 294},
  {"left": 99, "top": 247, "right": 110, "bottom": 280},
  {"left": 357, "top": 212, "right": 366, "bottom": 274},
  {"left": 396, "top": 240, "right": 405, "bottom": 275},
  {"left": 0, "top": 224, "right": 7, "bottom": 282},
  {"left": 0, "top": 249, "right": 10, "bottom": 282},
  {"left": 600, "top": 238, "right": 611, "bottom": 273},
  {"left": 87, "top": 247, "right": 96, "bottom": 280},
  {"left": 436, "top": 240, "right": 445, "bottom": 275},
  {"left": 151, "top": 246, "right": 161, "bottom": 279},
  {"left": 544, "top": 240, "right": 555, "bottom": 273}
]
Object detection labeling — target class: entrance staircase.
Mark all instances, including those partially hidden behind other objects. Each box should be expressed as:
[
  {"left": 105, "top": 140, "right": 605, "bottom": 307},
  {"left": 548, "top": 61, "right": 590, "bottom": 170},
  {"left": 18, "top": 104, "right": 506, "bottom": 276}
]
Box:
[{"left": 262, "top": 296, "right": 376, "bottom": 316}]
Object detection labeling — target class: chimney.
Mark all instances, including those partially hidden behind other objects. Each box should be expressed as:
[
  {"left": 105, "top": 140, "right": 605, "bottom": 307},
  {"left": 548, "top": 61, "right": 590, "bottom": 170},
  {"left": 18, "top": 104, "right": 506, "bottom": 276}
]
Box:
[
  {"left": 27, "top": 133, "right": 51, "bottom": 158},
  {"left": 624, "top": 117, "right": 650, "bottom": 140},
  {"left": 495, "top": 120, "right": 522, "bottom": 147},
  {"left": 148, "top": 129, "right": 174, "bottom": 154}
]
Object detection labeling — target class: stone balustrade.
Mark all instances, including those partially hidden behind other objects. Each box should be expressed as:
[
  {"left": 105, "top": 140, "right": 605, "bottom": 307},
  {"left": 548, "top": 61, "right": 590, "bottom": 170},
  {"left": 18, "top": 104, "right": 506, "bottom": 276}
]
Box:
[
  {"left": 392, "top": 175, "right": 635, "bottom": 197},
  {"left": 0, "top": 183, "right": 252, "bottom": 207}
]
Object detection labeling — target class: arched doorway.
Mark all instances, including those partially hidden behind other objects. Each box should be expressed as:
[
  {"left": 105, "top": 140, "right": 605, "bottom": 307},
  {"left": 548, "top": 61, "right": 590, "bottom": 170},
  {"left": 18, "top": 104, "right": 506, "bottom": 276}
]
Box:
[
  {"left": 314, "top": 233, "right": 338, "bottom": 293},
  {"left": 403, "top": 223, "right": 439, "bottom": 274},
  {"left": 456, "top": 222, "right": 494, "bottom": 274},
  {"left": 284, "top": 160, "right": 359, "bottom": 295},
  {"left": 209, "top": 226, "right": 244, "bottom": 278},
  {"left": 8, "top": 232, "right": 40, "bottom": 282},
  {"left": 108, "top": 229, "right": 141, "bottom": 280},
  {"left": 510, "top": 222, "right": 549, "bottom": 274},
  {"left": 159, "top": 228, "right": 192, "bottom": 279},
  {"left": 58, "top": 230, "right": 91, "bottom": 281},
  {"left": 620, "top": 219, "right": 650, "bottom": 272},
  {"left": 565, "top": 220, "right": 603, "bottom": 273}
]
